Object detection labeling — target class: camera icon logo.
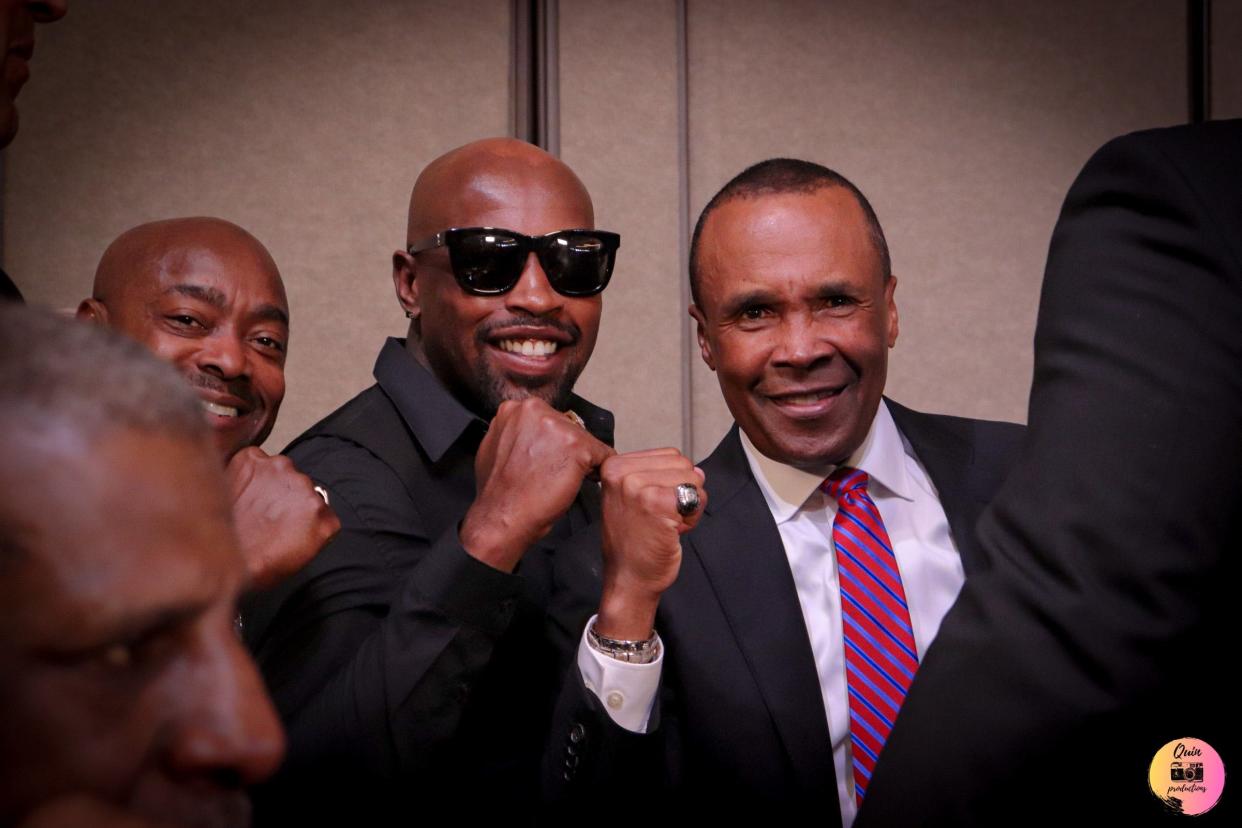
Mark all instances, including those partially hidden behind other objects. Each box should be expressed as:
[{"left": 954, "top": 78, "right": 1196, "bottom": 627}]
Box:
[
  {"left": 1170, "top": 761, "right": 1205, "bottom": 783},
  {"left": 1152, "top": 740, "right": 1222, "bottom": 817}
]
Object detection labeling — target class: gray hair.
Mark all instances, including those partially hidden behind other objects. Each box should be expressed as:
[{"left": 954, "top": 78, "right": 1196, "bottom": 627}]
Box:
[
  {"left": 1, "top": 305, "right": 212, "bottom": 566},
  {"left": 0, "top": 304, "right": 208, "bottom": 443}
]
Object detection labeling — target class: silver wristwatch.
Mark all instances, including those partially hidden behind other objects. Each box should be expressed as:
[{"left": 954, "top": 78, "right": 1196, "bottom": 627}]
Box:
[{"left": 586, "top": 621, "right": 661, "bottom": 664}]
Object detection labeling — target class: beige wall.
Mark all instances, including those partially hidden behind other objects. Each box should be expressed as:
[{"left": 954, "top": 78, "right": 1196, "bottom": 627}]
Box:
[
  {"left": 4, "top": 0, "right": 512, "bottom": 452},
  {"left": 560, "top": 0, "right": 686, "bottom": 452},
  {"left": 4, "top": 0, "right": 1231, "bottom": 458},
  {"left": 682, "top": 0, "right": 1187, "bottom": 458}
]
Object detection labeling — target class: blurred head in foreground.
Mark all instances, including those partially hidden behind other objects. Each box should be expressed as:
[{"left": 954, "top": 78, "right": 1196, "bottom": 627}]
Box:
[{"left": 0, "top": 305, "right": 284, "bottom": 827}]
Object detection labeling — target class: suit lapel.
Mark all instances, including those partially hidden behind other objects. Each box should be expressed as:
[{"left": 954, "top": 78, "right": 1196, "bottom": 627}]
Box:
[
  {"left": 886, "top": 400, "right": 991, "bottom": 576},
  {"left": 689, "top": 428, "right": 840, "bottom": 805}
]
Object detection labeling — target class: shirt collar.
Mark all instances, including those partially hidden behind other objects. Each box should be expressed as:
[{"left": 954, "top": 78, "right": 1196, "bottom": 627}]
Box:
[
  {"left": 374, "top": 338, "right": 481, "bottom": 463},
  {"left": 372, "top": 337, "right": 615, "bottom": 464},
  {"left": 739, "top": 399, "right": 915, "bottom": 524}
]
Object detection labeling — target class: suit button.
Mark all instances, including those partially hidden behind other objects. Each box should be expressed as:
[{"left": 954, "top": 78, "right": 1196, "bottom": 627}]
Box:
[
  {"left": 569, "top": 723, "right": 586, "bottom": 744},
  {"left": 453, "top": 682, "right": 470, "bottom": 703},
  {"left": 565, "top": 754, "right": 580, "bottom": 769}
]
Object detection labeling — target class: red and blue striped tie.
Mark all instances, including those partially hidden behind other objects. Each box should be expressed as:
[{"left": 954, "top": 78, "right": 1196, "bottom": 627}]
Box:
[{"left": 822, "top": 467, "right": 918, "bottom": 805}]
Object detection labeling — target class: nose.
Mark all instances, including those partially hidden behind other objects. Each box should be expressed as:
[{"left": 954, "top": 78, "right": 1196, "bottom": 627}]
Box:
[
  {"left": 503, "top": 252, "right": 563, "bottom": 316},
  {"left": 27, "top": 1, "right": 68, "bottom": 23},
  {"left": 198, "top": 331, "right": 250, "bottom": 380},
  {"left": 165, "top": 628, "right": 286, "bottom": 788},
  {"left": 772, "top": 311, "right": 835, "bottom": 370}
]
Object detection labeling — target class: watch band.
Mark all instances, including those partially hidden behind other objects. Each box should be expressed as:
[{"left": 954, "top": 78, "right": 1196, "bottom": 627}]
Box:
[{"left": 586, "top": 621, "right": 661, "bottom": 664}]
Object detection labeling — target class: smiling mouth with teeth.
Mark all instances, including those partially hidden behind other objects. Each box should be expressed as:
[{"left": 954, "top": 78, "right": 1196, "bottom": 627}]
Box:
[
  {"left": 497, "top": 338, "right": 560, "bottom": 357},
  {"left": 202, "top": 400, "right": 239, "bottom": 418},
  {"left": 767, "top": 388, "right": 846, "bottom": 408}
]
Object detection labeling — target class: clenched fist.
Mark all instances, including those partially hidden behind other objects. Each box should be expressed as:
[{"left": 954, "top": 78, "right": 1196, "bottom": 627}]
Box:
[
  {"left": 595, "top": 448, "right": 706, "bottom": 640},
  {"left": 460, "top": 398, "right": 614, "bottom": 572},
  {"left": 227, "top": 447, "right": 341, "bottom": 590}
]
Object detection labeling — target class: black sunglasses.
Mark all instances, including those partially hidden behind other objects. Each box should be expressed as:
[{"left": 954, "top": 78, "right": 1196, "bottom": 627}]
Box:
[{"left": 408, "top": 227, "right": 621, "bottom": 297}]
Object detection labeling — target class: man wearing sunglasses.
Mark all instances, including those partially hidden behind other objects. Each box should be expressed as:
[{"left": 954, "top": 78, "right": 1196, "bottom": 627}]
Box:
[{"left": 242, "top": 138, "right": 631, "bottom": 822}]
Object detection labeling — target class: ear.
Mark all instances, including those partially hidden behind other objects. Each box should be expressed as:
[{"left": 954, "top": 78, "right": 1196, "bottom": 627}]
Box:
[
  {"left": 76, "top": 298, "right": 109, "bottom": 325},
  {"left": 392, "top": 249, "right": 420, "bottom": 323},
  {"left": 689, "top": 304, "right": 716, "bottom": 372},
  {"left": 884, "top": 274, "right": 899, "bottom": 348}
]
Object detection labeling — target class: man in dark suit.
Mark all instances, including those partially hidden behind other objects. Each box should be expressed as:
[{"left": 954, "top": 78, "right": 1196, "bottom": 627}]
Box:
[
  {"left": 242, "top": 138, "right": 619, "bottom": 822},
  {"left": 857, "top": 121, "right": 1240, "bottom": 826},
  {"left": 546, "top": 159, "right": 1024, "bottom": 824}
]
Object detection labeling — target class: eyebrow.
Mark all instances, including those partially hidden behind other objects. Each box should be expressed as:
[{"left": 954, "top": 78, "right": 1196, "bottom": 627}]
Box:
[
  {"left": 811, "top": 279, "right": 858, "bottom": 299},
  {"left": 165, "top": 284, "right": 290, "bottom": 327},
  {"left": 38, "top": 598, "right": 211, "bottom": 661},
  {"left": 720, "top": 289, "right": 781, "bottom": 318},
  {"left": 104, "top": 601, "right": 207, "bottom": 645},
  {"left": 253, "top": 304, "right": 290, "bottom": 327},
  {"left": 166, "top": 283, "right": 227, "bottom": 309}
]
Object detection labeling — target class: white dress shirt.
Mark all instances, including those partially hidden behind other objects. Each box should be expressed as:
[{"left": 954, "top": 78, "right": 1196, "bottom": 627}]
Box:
[{"left": 577, "top": 401, "right": 966, "bottom": 825}]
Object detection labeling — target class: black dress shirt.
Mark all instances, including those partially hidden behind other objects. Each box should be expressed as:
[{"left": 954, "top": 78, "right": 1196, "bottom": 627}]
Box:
[{"left": 245, "top": 337, "right": 613, "bottom": 823}]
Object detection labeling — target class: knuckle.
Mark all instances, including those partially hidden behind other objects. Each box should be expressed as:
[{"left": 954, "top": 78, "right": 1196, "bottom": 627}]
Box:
[
  {"left": 600, "top": 459, "right": 622, "bottom": 487},
  {"left": 620, "top": 474, "right": 643, "bottom": 499},
  {"left": 639, "top": 487, "right": 666, "bottom": 513}
]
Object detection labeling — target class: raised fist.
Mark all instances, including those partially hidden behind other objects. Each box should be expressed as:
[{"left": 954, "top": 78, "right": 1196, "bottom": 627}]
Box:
[
  {"left": 594, "top": 448, "right": 705, "bottom": 640},
  {"left": 227, "top": 447, "right": 340, "bottom": 590},
  {"left": 460, "top": 398, "right": 614, "bottom": 572}
]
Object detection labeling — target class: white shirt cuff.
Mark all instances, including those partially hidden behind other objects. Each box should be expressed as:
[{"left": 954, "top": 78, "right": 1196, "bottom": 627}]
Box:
[{"left": 575, "top": 613, "right": 662, "bottom": 734}]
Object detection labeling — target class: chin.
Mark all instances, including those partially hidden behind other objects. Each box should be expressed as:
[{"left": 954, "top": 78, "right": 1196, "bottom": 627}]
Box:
[
  {"left": 130, "top": 793, "right": 252, "bottom": 828},
  {"left": 755, "top": 429, "right": 852, "bottom": 469},
  {"left": 482, "top": 372, "right": 577, "bottom": 415}
]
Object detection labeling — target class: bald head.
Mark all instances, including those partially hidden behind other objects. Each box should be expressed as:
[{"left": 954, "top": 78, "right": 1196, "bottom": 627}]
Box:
[
  {"left": 392, "top": 137, "right": 607, "bottom": 417},
  {"left": 79, "top": 217, "right": 291, "bottom": 459},
  {"left": 92, "top": 217, "right": 285, "bottom": 308},
  {"left": 406, "top": 138, "right": 594, "bottom": 243}
]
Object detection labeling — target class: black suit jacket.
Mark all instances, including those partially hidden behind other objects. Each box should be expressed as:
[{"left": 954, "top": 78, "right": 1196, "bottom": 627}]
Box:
[
  {"left": 547, "top": 401, "right": 1023, "bottom": 823},
  {"left": 858, "top": 121, "right": 1241, "bottom": 826},
  {"left": 244, "top": 339, "right": 611, "bottom": 824}
]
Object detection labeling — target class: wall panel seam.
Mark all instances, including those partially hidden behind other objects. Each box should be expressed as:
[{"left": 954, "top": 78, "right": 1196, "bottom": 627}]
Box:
[{"left": 677, "top": 0, "right": 693, "bottom": 456}]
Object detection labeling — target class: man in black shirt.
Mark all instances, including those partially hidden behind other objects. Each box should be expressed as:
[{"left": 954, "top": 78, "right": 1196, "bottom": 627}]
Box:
[{"left": 244, "top": 137, "right": 620, "bottom": 821}]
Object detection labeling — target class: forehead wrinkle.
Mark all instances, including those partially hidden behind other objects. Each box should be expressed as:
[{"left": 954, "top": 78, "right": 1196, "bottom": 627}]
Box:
[
  {"left": 94, "top": 218, "right": 287, "bottom": 314},
  {"left": 0, "top": 432, "right": 236, "bottom": 645},
  {"left": 699, "top": 192, "right": 881, "bottom": 314},
  {"left": 165, "top": 282, "right": 227, "bottom": 310}
]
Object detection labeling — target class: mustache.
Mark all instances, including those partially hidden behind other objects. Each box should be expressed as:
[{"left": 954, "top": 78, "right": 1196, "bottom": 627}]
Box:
[
  {"left": 475, "top": 314, "right": 581, "bottom": 344},
  {"left": 185, "top": 371, "right": 257, "bottom": 409}
]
